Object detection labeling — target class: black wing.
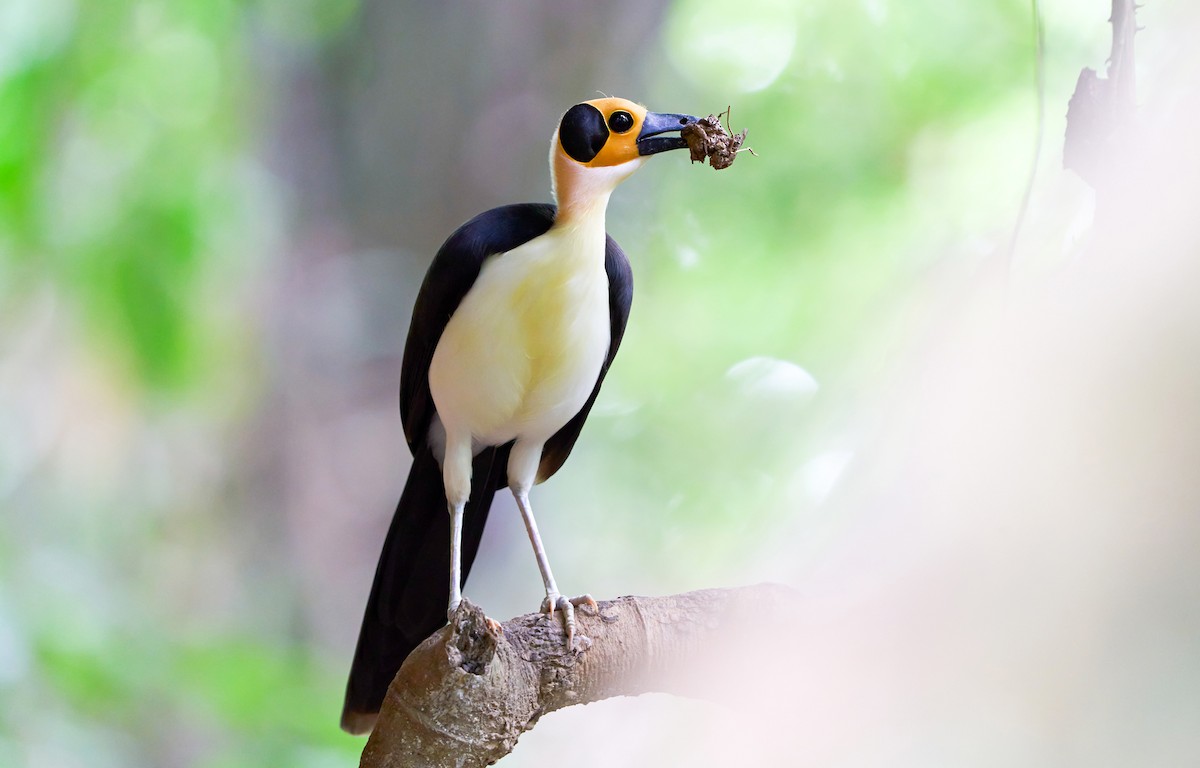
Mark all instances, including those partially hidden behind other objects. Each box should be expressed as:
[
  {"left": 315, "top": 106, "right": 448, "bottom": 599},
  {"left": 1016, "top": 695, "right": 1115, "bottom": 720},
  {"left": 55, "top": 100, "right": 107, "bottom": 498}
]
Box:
[
  {"left": 537, "top": 235, "right": 633, "bottom": 482},
  {"left": 399, "top": 203, "right": 557, "bottom": 448}
]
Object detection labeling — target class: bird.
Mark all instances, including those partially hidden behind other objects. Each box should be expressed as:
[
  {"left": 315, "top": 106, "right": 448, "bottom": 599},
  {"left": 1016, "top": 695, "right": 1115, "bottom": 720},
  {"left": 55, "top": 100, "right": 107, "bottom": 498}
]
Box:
[{"left": 341, "top": 97, "right": 698, "bottom": 734}]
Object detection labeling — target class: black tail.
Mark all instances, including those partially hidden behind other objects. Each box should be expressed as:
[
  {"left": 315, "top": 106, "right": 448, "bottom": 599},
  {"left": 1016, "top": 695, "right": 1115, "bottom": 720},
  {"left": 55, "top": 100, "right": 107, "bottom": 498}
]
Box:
[{"left": 341, "top": 443, "right": 508, "bottom": 733}]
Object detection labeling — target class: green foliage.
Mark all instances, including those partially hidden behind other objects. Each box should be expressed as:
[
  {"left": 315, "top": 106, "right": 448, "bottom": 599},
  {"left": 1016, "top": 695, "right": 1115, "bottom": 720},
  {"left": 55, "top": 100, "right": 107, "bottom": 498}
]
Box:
[
  {"left": 0, "top": 0, "right": 356, "bottom": 764},
  {"left": 30, "top": 626, "right": 360, "bottom": 765},
  {"left": 0, "top": 0, "right": 253, "bottom": 390}
]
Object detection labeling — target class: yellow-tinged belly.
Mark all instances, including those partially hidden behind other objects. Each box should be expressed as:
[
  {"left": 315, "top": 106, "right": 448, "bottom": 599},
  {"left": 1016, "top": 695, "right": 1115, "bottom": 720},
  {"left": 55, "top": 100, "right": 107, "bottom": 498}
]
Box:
[{"left": 428, "top": 235, "right": 610, "bottom": 444}]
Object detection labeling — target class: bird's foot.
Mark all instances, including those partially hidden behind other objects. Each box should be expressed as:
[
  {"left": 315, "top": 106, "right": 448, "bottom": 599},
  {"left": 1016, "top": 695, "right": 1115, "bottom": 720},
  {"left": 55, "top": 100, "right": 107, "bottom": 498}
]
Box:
[{"left": 540, "top": 593, "right": 598, "bottom": 647}]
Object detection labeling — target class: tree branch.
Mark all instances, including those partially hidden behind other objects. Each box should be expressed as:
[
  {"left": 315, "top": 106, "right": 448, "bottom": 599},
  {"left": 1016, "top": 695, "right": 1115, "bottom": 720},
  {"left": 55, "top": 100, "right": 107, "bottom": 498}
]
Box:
[{"left": 359, "top": 584, "right": 797, "bottom": 768}]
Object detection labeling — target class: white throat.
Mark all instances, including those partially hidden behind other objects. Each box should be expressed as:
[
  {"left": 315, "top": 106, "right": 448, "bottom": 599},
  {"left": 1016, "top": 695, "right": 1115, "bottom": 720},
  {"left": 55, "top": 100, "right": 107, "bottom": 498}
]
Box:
[{"left": 549, "top": 132, "right": 645, "bottom": 225}]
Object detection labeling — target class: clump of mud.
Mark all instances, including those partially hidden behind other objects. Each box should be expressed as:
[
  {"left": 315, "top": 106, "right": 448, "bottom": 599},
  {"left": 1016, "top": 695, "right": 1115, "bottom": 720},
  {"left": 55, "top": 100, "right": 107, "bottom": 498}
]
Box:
[{"left": 681, "top": 108, "right": 755, "bottom": 170}]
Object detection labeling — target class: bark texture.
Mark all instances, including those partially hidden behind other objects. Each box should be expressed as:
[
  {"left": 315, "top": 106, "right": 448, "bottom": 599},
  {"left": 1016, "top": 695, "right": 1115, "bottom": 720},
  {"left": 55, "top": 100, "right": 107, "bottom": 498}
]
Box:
[{"left": 359, "top": 584, "right": 796, "bottom": 768}]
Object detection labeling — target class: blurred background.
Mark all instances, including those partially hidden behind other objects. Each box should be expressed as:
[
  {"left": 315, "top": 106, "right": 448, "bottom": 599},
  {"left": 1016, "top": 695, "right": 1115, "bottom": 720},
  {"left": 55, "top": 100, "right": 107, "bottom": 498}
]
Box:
[{"left": 2, "top": 0, "right": 1198, "bottom": 765}]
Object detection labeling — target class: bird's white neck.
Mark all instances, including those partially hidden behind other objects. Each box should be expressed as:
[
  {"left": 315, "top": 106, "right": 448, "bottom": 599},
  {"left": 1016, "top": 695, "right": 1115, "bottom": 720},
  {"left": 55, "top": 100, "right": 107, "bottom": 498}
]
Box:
[{"left": 549, "top": 146, "right": 645, "bottom": 229}]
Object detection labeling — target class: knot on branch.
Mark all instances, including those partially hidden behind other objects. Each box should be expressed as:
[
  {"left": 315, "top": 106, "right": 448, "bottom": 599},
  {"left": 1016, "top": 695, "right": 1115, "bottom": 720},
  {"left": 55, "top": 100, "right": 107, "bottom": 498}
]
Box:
[{"left": 448, "top": 599, "right": 500, "bottom": 675}]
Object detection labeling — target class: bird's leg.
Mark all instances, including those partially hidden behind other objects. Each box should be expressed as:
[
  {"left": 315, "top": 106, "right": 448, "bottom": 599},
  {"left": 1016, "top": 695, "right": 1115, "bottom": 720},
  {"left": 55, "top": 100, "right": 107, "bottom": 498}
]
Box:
[
  {"left": 512, "top": 488, "right": 597, "bottom": 646},
  {"left": 507, "top": 440, "right": 594, "bottom": 645},
  {"left": 444, "top": 481, "right": 502, "bottom": 633},
  {"left": 442, "top": 431, "right": 476, "bottom": 623},
  {"left": 447, "top": 499, "right": 464, "bottom": 618}
]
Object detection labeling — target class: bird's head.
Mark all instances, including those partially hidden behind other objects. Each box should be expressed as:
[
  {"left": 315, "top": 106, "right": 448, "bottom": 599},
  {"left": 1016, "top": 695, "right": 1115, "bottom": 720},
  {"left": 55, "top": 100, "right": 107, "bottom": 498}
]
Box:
[{"left": 550, "top": 97, "right": 697, "bottom": 220}]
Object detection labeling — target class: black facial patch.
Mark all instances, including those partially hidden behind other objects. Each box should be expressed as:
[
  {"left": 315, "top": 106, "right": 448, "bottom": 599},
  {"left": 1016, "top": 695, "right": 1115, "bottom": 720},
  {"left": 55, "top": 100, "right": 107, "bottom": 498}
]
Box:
[{"left": 559, "top": 103, "right": 609, "bottom": 163}]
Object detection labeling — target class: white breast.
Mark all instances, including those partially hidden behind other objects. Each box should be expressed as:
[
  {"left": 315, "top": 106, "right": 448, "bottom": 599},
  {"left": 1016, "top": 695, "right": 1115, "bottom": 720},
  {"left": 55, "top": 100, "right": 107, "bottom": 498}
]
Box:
[{"left": 428, "top": 224, "right": 611, "bottom": 448}]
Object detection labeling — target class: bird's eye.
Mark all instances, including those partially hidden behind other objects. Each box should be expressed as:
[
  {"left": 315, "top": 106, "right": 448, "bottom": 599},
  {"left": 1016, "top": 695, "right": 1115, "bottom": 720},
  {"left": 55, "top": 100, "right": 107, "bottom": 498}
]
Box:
[{"left": 607, "top": 111, "right": 634, "bottom": 133}]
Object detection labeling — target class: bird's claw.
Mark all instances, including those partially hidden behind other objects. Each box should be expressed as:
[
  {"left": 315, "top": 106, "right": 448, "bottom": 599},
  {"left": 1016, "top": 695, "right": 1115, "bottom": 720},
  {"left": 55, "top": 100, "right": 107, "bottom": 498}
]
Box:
[
  {"left": 541, "top": 594, "right": 576, "bottom": 645},
  {"left": 540, "top": 593, "right": 597, "bottom": 646},
  {"left": 571, "top": 593, "right": 599, "bottom": 614}
]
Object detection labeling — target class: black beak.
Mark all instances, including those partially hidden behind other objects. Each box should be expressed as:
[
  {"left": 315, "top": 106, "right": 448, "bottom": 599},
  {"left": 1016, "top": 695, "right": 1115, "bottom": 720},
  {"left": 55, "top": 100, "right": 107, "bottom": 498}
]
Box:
[{"left": 637, "top": 111, "right": 699, "bottom": 156}]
